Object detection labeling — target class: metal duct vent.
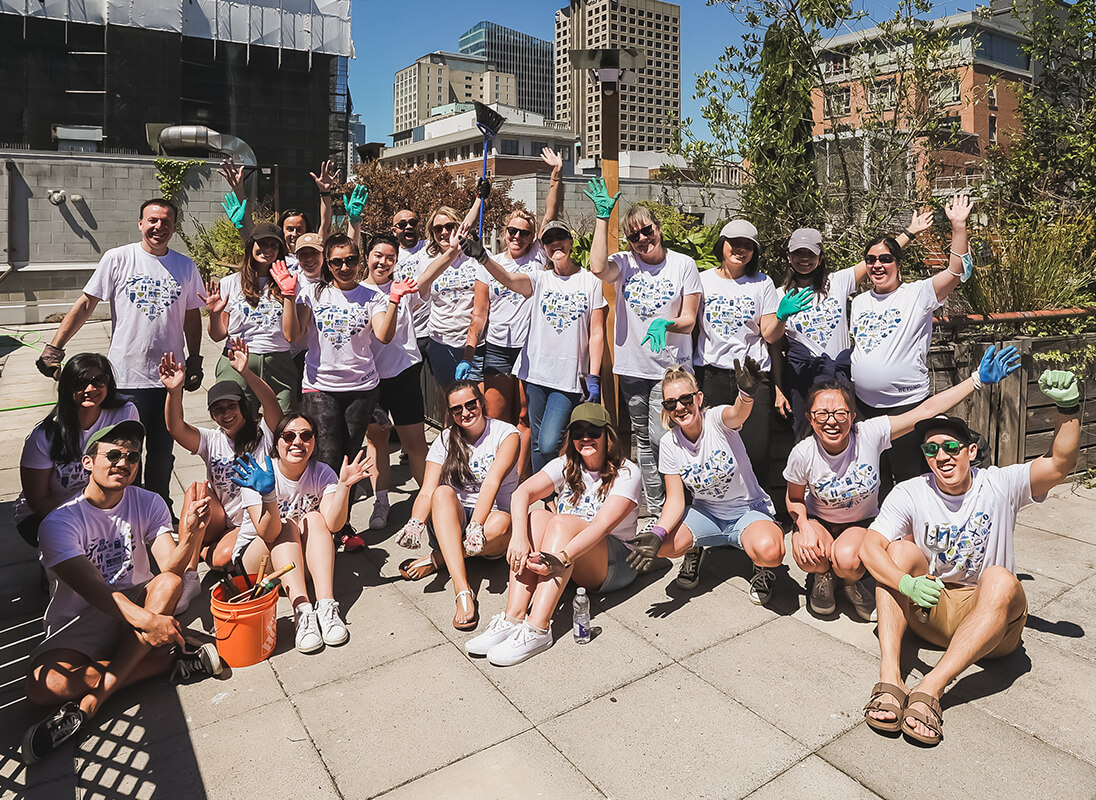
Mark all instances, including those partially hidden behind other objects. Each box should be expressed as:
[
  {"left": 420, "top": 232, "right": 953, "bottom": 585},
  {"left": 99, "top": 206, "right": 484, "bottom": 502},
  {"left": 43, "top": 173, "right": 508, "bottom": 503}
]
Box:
[{"left": 158, "top": 125, "right": 257, "bottom": 165}]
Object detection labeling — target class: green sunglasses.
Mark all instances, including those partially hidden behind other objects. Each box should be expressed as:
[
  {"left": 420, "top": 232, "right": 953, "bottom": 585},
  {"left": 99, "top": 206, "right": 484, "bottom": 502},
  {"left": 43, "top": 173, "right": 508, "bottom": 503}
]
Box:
[{"left": 920, "top": 441, "right": 966, "bottom": 457}]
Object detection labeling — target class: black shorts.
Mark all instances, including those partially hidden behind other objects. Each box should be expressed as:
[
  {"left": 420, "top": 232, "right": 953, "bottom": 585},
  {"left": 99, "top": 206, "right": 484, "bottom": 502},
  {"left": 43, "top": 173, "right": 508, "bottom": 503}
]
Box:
[
  {"left": 378, "top": 362, "right": 426, "bottom": 426},
  {"left": 817, "top": 517, "right": 874, "bottom": 538}
]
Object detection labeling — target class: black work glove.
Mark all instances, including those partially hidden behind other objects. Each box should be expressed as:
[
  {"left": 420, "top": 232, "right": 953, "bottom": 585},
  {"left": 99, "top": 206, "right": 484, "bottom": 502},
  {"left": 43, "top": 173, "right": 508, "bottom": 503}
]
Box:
[
  {"left": 734, "top": 356, "right": 762, "bottom": 399},
  {"left": 533, "top": 551, "right": 567, "bottom": 577},
  {"left": 184, "top": 354, "right": 204, "bottom": 392},
  {"left": 625, "top": 527, "right": 665, "bottom": 572},
  {"left": 36, "top": 343, "right": 65, "bottom": 380},
  {"left": 460, "top": 234, "right": 488, "bottom": 264},
  {"left": 477, "top": 178, "right": 492, "bottom": 199}
]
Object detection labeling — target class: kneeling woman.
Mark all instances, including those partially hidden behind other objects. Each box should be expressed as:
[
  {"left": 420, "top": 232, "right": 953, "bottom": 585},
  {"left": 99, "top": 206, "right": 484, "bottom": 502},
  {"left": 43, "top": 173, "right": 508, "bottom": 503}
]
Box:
[
  {"left": 465, "top": 404, "right": 643, "bottom": 666},
  {"left": 396, "top": 381, "right": 519, "bottom": 630},
  {"left": 232, "top": 412, "right": 369, "bottom": 654}
]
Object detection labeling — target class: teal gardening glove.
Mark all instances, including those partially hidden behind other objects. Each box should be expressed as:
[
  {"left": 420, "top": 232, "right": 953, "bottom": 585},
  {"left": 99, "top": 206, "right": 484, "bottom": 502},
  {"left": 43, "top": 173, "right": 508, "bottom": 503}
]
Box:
[
  {"left": 776, "top": 288, "right": 813, "bottom": 321},
  {"left": 222, "top": 193, "right": 247, "bottom": 231},
  {"left": 342, "top": 185, "right": 369, "bottom": 223},
  {"left": 583, "top": 177, "right": 621, "bottom": 220},
  {"left": 641, "top": 318, "right": 673, "bottom": 354}
]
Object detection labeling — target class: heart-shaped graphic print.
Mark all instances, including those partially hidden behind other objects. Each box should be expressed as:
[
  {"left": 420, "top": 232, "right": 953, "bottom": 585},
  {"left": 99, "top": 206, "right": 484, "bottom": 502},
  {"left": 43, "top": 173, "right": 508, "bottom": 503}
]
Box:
[
  {"left": 314, "top": 304, "right": 369, "bottom": 349},
  {"left": 811, "top": 462, "right": 878, "bottom": 510},
  {"left": 623, "top": 272, "right": 675, "bottom": 321},
  {"left": 704, "top": 294, "right": 756, "bottom": 339},
  {"left": 124, "top": 274, "right": 182, "bottom": 320},
  {"left": 679, "top": 447, "right": 737, "bottom": 500},
  {"left": 852, "top": 308, "right": 902, "bottom": 353},
  {"left": 541, "top": 290, "right": 590, "bottom": 334},
  {"left": 790, "top": 295, "right": 842, "bottom": 347}
]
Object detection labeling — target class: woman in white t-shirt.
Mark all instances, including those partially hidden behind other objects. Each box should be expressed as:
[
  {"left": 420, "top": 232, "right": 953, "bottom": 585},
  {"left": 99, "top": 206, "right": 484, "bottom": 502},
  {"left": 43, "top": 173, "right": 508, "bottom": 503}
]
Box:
[
  {"left": 16, "top": 353, "right": 138, "bottom": 546},
  {"left": 588, "top": 187, "right": 703, "bottom": 514},
  {"left": 850, "top": 195, "right": 973, "bottom": 487},
  {"left": 394, "top": 382, "right": 519, "bottom": 631},
  {"left": 233, "top": 411, "right": 369, "bottom": 654},
  {"left": 204, "top": 222, "right": 296, "bottom": 412},
  {"left": 464, "top": 403, "right": 644, "bottom": 666},
  {"left": 783, "top": 344, "right": 1018, "bottom": 620}
]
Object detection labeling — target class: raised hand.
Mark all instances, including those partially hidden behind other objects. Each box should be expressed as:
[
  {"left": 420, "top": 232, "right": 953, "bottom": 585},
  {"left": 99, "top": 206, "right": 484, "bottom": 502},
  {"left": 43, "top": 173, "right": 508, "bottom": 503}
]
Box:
[
  {"left": 343, "top": 184, "right": 369, "bottom": 222},
  {"left": 184, "top": 355, "right": 204, "bottom": 392},
  {"left": 389, "top": 278, "right": 418, "bottom": 304},
  {"left": 641, "top": 318, "right": 673, "bottom": 353},
  {"left": 583, "top": 177, "right": 621, "bottom": 219},
  {"left": 338, "top": 449, "right": 371, "bottom": 487},
  {"left": 270, "top": 260, "right": 297, "bottom": 298},
  {"left": 907, "top": 208, "right": 934, "bottom": 237},
  {"left": 310, "top": 159, "right": 340, "bottom": 194},
  {"left": 977, "top": 345, "right": 1020, "bottom": 385},
  {"left": 158, "top": 352, "right": 186, "bottom": 392},
  {"left": 218, "top": 157, "right": 245, "bottom": 191},
  {"left": 1038, "top": 369, "right": 1080, "bottom": 411},
  {"left": 476, "top": 178, "right": 492, "bottom": 199},
  {"left": 945, "top": 193, "right": 974, "bottom": 226},
  {"left": 540, "top": 147, "right": 563, "bottom": 171},
  {"left": 734, "top": 356, "right": 762, "bottom": 399},
  {"left": 36, "top": 343, "right": 65, "bottom": 380},
  {"left": 459, "top": 234, "right": 487, "bottom": 264},
  {"left": 226, "top": 337, "right": 250, "bottom": 374},
  {"left": 221, "top": 193, "right": 247, "bottom": 231},
  {"left": 231, "top": 453, "right": 277, "bottom": 498},
  {"left": 202, "top": 278, "right": 227, "bottom": 314},
  {"left": 776, "top": 287, "right": 813, "bottom": 321}
]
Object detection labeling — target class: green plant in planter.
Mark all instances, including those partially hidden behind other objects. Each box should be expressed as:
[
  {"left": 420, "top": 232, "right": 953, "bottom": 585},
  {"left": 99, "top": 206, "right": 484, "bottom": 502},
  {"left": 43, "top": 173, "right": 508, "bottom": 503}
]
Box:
[
  {"left": 177, "top": 218, "right": 244, "bottom": 283},
  {"left": 155, "top": 158, "right": 200, "bottom": 202}
]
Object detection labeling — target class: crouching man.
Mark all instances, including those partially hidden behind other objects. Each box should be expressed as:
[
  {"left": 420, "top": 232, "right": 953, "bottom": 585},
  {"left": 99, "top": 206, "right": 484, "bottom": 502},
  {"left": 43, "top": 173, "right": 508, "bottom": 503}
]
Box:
[
  {"left": 859, "top": 370, "right": 1080, "bottom": 745},
  {"left": 22, "top": 420, "right": 223, "bottom": 764}
]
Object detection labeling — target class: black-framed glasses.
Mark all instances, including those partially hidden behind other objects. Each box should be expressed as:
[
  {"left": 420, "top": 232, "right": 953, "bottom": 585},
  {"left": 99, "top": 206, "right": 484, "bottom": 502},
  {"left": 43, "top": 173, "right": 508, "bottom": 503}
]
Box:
[
  {"left": 571, "top": 424, "right": 605, "bottom": 440},
  {"left": 506, "top": 226, "right": 533, "bottom": 239},
  {"left": 810, "top": 409, "right": 850, "bottom": 423},
  {"left": 100, "top": 448, "right": 141, "bottom": 465},
  {"left": 433, "top": 222, "right": 457, "bottom": 235},
  {"left": 626, "top": 224, "right": 656, "bottom": 243},
  {"left": 448, "top": 399, "right": 480, "bottom": 416},
  {"left": 661, "top": 392, "right": 697, "bottom": 411},
  {"left": 864, "top": 253, "right": 897, "bottom": 265},
  {"left": 921, "top": 440, "right": 965, "bottom": 457},
  {"left": 328, "top": 256, "right": 359, "bottom": 268},
  {"left": 77, "top": 374, "right": 109, "bottom": 390},
  {"left": 394, "top": 219, "right": 419, "bottom": 229},
  {"left": 280, "top": 430, "right": 315, "bottom": 443}
]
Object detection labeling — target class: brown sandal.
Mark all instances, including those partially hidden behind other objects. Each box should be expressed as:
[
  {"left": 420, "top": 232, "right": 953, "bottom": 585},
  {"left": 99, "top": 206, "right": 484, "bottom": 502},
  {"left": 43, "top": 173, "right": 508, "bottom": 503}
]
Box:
[
  {"left": 399, "top": 551, "right": 441, "bottom": 581},
  {"left": 863, "top": 682, "right": 908, "bottom": 733},
  {"left": 453, "top": 590, "right": 478, "bottom": 631},
  {"left": 901, "top": 691, "right": 944, "bottom": 745}
]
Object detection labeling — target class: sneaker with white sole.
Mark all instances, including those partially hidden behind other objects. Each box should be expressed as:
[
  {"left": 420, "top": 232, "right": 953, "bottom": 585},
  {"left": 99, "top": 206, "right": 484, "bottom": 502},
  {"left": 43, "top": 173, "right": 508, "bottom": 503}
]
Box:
[
  {"left": 486, "top": 621, "right": 553, "bottom": 666},
  {"left": 465, "top": 613, "right": 519, "bottom": 656},
  {"left": 21, "top": 702, "right": 86, "bottom": 764},
  {"left": 368, "top": 496, "right": 390, "bottom": 530},
  {"left": 749, "top": 565, "right": 775, "bottom": 606},
  {"left": 316, "top": 598, "right": 349, "bottom": 646},
  {"left": 809, "top": 570, "right": 837, "bottom": 615},
  {"left": 170, "top": 642, "right": 223, "bottom": 684},
  {"left": 675, "top": 546, "right": 705, "bottom": 590},
  {"left": 175, "top": 570, "right": 203, "bottom": 614},
  {"left": 843, "top": 578, "right": 877, "bottom": 622},
  {"left": 294, "top": 603, "right": 323, "bottom": 653}
]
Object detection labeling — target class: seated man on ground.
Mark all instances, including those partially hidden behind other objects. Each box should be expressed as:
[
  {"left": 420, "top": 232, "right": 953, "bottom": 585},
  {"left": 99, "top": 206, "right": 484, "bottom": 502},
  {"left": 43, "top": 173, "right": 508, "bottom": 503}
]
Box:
[
  {"left": 22, "top": 420, "right": 223, "bottom": 765},
  {"left": 859, "top": 370, "right": 1080, "bottom": 745}
]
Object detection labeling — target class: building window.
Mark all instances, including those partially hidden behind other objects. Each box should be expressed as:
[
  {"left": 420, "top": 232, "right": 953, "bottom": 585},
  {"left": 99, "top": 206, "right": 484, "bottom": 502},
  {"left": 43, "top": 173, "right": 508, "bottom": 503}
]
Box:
[
  {"left": 988, "top": 114, "right": 997, "bottom": 143},
  {"left": 825, "top": 86, "right": 851, "bottom": 116},
  {"left": 500, "top": 139, "right": 520, "bottom": 155},
  {"left": 870, "top": 80, "right": 896, "bottom": 110},
  {"left": 987, "top": 86, "right": 998, "bottom": 110}
]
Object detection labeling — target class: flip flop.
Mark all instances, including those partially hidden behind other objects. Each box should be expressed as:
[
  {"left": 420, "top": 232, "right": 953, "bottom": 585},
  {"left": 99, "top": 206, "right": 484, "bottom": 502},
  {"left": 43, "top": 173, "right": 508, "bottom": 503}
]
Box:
[
  {"left": 863, "top": 682, "right": 908, "bottom": 733},
  {"left": 399, "top": 551, "right": 441, "bottom": 581},
  {"left": 901, "top": 691, "right": 944, "bottom": 745},
  {"left": 453, "top": 589, "right": 478, "bottom": 631}
]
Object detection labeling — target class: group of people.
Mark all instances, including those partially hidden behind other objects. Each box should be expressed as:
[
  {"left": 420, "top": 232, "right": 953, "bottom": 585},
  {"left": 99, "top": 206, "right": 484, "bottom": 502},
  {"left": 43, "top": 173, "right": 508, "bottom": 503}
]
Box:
[{"left": 15, "top": 155, "right": 1082, "bottom": 763}]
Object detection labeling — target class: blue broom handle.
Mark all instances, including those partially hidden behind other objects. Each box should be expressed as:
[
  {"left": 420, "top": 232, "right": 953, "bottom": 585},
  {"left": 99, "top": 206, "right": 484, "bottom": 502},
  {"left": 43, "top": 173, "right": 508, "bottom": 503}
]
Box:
[{"left": 478, "top": 134, "right": 490, "bottom": 237}]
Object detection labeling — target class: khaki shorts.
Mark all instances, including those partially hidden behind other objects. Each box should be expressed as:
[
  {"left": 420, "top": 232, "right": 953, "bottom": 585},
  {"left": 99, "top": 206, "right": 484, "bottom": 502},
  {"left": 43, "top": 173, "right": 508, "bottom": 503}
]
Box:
[{"left": 907, "top": 582, "right": 1027, "bottom": 659}]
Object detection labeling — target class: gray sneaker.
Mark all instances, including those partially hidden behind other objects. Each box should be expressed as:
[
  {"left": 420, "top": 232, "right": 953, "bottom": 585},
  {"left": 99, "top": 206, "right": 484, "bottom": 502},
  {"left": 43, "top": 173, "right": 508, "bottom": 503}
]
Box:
[
  {"left": 843, "top": 578, "right": 877, "bottom": 622},
  {"left": 809, "top": 570, "right": 837, "bottom": 615},
  {"left": 170, "top": 642, "right": 223, "bottom": 684},
  {"left": 675, "top": 546, "right": 705, "bottom": 590},
  {"left": 749, "top": 566, "right": 776, "bottom": 606}
]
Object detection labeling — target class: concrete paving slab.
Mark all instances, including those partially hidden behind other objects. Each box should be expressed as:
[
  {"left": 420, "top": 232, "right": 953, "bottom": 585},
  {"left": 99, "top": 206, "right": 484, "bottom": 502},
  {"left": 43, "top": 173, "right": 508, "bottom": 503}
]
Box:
[
  {"left": 3, "top": 775, "right": 76, "bottom": 800},
  {"left": 540, "top": 664, "right": 808, "bottom": 800},
  {"left": 1024, "top": 572, "right": 1096, "bottom": 662},
  {"left": 743, "top": 755, "right": 883, "bottom": 800},
  {"left": 1019, "top": 482, "right": 1096, "bottom": 545},
  {"left": 1014, "top": 523, "right": 1096, "bottom": 587},
  {"left": 374, "top": 729, "right": 605, "bottom": 800},
  {"left": 293, "top": 644, "right": 530, "bottom": 798},
  {"left": 1016, "top": 571, "right": 1072, "bottom": 613},
  {"left": 820, "top": 701, "right": 1096, "bottom": 800},
  {"left": 684, "top": 617, "right": 880, "bottom": 750}
]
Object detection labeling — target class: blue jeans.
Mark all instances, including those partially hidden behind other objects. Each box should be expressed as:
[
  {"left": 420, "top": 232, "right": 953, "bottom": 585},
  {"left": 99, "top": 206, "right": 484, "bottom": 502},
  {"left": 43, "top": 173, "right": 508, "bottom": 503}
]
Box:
[
  {"left": 525, "top": 381, "right": 582, "bottom": 472},
  {"left": 119, "top": 387, "right": 174, "bottom": 507},
  {"left": 427, "top": 340, "right": 485, "bottom": 387},
  {"left": 618, "top": 375, "right": 665, "bottom": 514}
]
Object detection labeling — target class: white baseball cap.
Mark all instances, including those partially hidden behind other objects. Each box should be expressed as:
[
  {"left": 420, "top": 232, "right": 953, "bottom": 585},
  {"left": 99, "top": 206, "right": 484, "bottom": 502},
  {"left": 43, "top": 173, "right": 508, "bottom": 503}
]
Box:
[
  {"left": 788, "top": 228, "right": 823, "bottom": 255},
  {"left": 718, "top": 219, "right": 759, "bottom": 247}
]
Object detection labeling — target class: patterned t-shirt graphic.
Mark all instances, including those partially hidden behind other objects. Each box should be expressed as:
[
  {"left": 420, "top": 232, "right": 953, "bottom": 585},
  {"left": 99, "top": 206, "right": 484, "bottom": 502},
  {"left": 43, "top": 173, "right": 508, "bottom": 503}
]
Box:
[
  {"left": 624, "top": 272, "right": 676, "bottom": 320},
  {"left": 931, "top": 512, "right": 992, "bottom": 580},
  {"left": 790, "top": 295, "right": 843, "bottom": 349},
  {"left": 233, "top": 292, "right": 282, "bottom": 330},
  {"left": 279, "top": 491, "right": 323, "bottom": 522},
  {"left": 87, "top": 519, "right": 136, "bottom": 585},
  {"left": 557, "top": 486, "right": 603, "bottom": 521},
  {"left": 313, "top": 303, "right": 370, "bottom": 349},
  {"left": 704, "top": 294, "right": 756, "bottom": 340},
  {"left": 852, "top": 308, "right": 903, "bottom": 353},
  {"left": 124, "top": 274, "right": 182, "bottom": 320},
  {"left": 209, "top": 457, "right": 241, "bottom": 503},
  {"left": 541, "top": 289, "right": 590, "bottom": 334},
  {"left": 434, "top": 259, "right": 478, "bottom": 296},
  {"left": 812, "top": 463, "right": 879, "bottom": 511},
  {"left": 679, "top": 447, "right": 737, "bottom": 500}
]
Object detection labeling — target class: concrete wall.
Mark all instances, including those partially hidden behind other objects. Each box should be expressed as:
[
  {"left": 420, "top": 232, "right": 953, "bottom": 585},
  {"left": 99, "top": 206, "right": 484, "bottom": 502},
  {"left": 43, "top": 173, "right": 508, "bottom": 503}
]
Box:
[{"left": 0, "top": 152, "right": 228, "bottom": 324}]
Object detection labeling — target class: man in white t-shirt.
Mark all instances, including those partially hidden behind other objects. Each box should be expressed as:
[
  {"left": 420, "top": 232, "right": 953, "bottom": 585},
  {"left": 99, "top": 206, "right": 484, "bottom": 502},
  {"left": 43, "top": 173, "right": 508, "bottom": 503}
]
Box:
[
  {"left": 21, "top": 421, "right": 223, "bottom": 765},
  {"left": 859, "top": 370, "right": 1081, "bottom": 746},
  {"left": 38, "top": 198, "right": 206, "bottom": 508}
]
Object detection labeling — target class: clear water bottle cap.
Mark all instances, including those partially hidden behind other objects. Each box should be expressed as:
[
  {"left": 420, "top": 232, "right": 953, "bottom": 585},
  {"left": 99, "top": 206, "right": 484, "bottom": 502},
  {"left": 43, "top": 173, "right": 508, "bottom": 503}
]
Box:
[{"left": 577, "top": 587, "right": 586, "bottom": 596}]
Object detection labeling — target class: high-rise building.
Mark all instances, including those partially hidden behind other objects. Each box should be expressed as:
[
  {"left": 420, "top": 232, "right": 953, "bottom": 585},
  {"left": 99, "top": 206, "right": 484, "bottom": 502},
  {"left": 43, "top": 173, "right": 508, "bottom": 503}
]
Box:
[
  {"left": 458, "top": 21, "right": 554, "bottom": 120},
  {"left": 554, "top": 0, "right": 681, "bottom": 161},
  {"left": 393, "top": 52, "right": 517, "bottom": 140}
]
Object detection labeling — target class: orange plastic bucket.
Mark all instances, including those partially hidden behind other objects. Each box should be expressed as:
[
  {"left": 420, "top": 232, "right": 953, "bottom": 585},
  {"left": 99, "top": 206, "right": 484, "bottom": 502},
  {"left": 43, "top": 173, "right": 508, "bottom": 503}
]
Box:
[{"left": 210, "top": 575, "right": 279, "bottom": 668}]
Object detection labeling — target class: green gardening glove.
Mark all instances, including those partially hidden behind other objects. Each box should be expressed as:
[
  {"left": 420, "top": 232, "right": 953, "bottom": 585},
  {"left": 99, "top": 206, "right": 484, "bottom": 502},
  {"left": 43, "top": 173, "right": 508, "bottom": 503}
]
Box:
[
  {"left": 777, "top": 288, "right": 813, "bottom": 321},
  {"left": 343, "top": 185, "right": 369, "bottom": 223},
  {"left": 583, "top": 177, "right": 621, "bottom": 219},
  {"left": 222, "top": 193, "right": 247, "bottom": 230},
  {"left": 1038, "top": 369, "right": 1080, "bottom": 412},
  {"left": 641, "top": 318, "right": 673, "bottom": 353},
  {"left": 899, "top": 574, "right": 942, "bottom": 608}
]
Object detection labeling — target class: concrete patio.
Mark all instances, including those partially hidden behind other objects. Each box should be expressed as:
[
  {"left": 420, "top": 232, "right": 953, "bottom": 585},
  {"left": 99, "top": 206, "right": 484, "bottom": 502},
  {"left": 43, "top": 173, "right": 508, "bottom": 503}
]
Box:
[{"left": 1, "top": 320, "right": 1094, "bottom": 800}]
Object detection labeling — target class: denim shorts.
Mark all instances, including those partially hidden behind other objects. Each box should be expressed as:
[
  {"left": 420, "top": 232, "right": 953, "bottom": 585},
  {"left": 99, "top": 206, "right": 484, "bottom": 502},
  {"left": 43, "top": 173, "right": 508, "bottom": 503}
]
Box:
[
  {"left": 482, "top": 342, "right": 522, "bottom": 376},
  {"left": 599, "top": 535, "right": 640, "bottom": 593},
  {"left": 683, "top": 504, "right": 776, "bottom": 550}
]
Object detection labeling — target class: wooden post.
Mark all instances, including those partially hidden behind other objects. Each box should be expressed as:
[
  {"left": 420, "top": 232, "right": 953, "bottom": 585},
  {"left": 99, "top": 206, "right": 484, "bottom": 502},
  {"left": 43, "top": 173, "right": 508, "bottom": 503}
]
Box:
[{"left": 600, "top": 80, "right": 621, "bottom": 423}]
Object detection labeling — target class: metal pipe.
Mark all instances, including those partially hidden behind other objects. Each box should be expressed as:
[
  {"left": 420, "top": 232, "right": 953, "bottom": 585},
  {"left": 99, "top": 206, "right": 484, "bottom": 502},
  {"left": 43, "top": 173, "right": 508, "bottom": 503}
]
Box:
[
  {"left": 934, "top": 307, "right": 1096, "bottom": 328},
  {"left": 158, "top": 125, "right": 257, "bottom": 166}
]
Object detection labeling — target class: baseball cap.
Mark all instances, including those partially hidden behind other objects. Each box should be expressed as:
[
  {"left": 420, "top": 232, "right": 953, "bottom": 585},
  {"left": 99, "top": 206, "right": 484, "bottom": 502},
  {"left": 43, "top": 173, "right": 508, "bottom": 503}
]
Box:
[
  {"left": 788, "top": 228, "right": 823, "bottom": 255},
  {"left": 541, "top": 220, "right": 573, "bottom": 244},
  {"left": 717, "top": 219, "right": 759, "bottom": 247},
  {"left": 251, "top": 222, "right": 284, "bottom": 243},
  {"left": 207, "top": 381, "right": 245, "bottom": 409},
  {"left": 569, "top": 403, "right": 612, "bottom": 428},
  {"left": 914, "top": 414, "right": 976, "bottom": 445},
  {"left": 295, "top": 232, "right": 324, "bottom": 252},
  {"left": 84, "top": 420, "right": 145, "bottom": 456}
]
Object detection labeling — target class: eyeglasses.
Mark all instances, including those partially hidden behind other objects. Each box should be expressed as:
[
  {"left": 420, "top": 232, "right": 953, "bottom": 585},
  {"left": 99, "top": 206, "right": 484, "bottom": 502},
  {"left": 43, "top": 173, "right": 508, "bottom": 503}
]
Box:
[
  {"left": 571, "top": 424, "right": 604, "bottom": 440},
  {"left": 328, "top": 256, "right": 359, "bottom": 268},
  {"left": 77, "top": 374, "right": 108, "bottom": 390},
  {"left": 432, "top": 222, "right": 457, "bottom": 235},
  {"left": 394, "top": 219, "right": 419, "bottom": 229},
  {"left": 810, "top": 409, "right": 850, "bottom": 423},
  {"left": 100, "top": 448, "right": 141, "bottom": 465},
  {"left": 506, "top": 226, "right": 533, "bottom": 239},
  {"left": 864, "top": 253, "right": 897, "bottom": 265},
  {"left": 661, "top": 392, "right": 698, "bottom": 411},
  {"left": 280, "top": 429, "right": 315, "bottom": 443},
  {"left": 448, "top": 399, "right": 480, "bottom": 416},
  {"left": 626, "top": 224, "right": 656, "bottom": 244},
  {"left": 920, "top": 440, "right": 965, "bottom": 457}
]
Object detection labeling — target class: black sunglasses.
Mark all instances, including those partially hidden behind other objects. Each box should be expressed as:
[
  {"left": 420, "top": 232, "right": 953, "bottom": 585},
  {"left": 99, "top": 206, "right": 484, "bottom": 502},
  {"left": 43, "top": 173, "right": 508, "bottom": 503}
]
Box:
[
  {"left": 506, "top": 226, "right": 533, "bottom": 239},
  {"left": 864, "top": 253, "right": 897, "bottom": 265},
  {"left": 448, "top": 399, "right": 480, "bottom": 416},
  {"left": 433, "top": 222, "right": 457, "bottom": 234},
  {"left": 328, "top": 256, "right": 359, "bottom": 268},
  {"left": 395, "top": 219, "right": 419, "bottom": 229},
  {"left": 661, "top": 392, "right": 698, "bottom": 411},
  {"left": 921, "top": 440, "right": 965, "bottom": 457},
  {"left": 571, "top": 424, "right": 605, "bottom": 440},
  {"left": 77, "top": 374, "right": 109, "bottom": 390},
  {"left": 100, "top": 448, "right": 141, "bottom": 465},
  {"left": 626, "top": 224, "right": 656, "bottom": 244}
]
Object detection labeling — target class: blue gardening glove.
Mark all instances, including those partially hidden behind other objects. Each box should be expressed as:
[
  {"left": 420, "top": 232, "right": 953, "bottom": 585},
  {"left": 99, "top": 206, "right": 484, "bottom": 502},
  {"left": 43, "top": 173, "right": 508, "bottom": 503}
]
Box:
[
  {"left": 899, "top": 574, "right": 942, "bottom": 608},
  {"left": 1039, "top": 369, "right": 1080, "bottom": 412},
  {"left": 585, "top": 374, "right": 601, "bottom": 404},
  {"left": 231, "top": 454, "right": 277, "bottom": 500},
  {"left": 342, "top": 185, "right": 369, "bottom": 222},
  {"left": 777, "top": 288, "right": 813, "bottom": 321},
  {"left": 222, "top": 193, "right": 247, "bottom": 230},
  {"left": 641, "top": 318, "right": 673, "bottom": 353},
  {"left": 454, "top": 360, "right": 473, "bottom": 381},
  {"left": 978, "top": 345, "right": 1020, "bottom": 385},
  {"left": 583, "top": 177, "right": 621, "bottom": 219}
]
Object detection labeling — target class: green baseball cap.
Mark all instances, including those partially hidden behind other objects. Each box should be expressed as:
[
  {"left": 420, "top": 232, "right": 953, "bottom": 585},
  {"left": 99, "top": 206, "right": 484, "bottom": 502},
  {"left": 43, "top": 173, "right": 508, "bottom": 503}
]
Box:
[
  {"left": 84, "top": 420, "right": 145, "bottom": 456},
  {"left": 569, "top": 403, "right": 612, "bottom": 428}
]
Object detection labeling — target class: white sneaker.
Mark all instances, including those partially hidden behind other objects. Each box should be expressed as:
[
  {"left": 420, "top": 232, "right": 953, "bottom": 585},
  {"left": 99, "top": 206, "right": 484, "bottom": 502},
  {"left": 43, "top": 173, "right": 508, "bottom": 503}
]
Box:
[
  {"left": 315, "top": 599, "right": 349, "bottom": 646},
  {"left": 175, "top": 571, "right": 203, "bottom": 614},
  {"left": 486, "top": 621, "right": 553, "bottom": 666},
  {"left": 369, "top": 496, "right": 390, "bottom": 530},
  {"left": 293, "top": 603, "right": 323, "bottom": 653},
  {"left": 465, "top": 613, "right": 519, "bottom": 656}
]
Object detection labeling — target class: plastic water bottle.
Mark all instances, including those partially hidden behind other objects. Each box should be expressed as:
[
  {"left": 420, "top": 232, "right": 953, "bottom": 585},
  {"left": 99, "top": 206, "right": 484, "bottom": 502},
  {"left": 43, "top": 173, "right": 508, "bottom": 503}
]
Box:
[{"left": 573, "top": 587, "right": 591, "bottom": 644}]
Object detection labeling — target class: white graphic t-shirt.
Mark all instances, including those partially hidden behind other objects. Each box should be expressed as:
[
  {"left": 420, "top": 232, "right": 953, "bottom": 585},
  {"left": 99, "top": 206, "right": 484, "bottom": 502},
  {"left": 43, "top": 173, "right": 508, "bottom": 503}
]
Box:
[
  {"left": 872, "top": 463, "right": 1041, "bottom": 586},
  {"left": 14, "top": 403, "right": 139, "bottom": 523},
  {"left": 658, "top": 406, "right": 774, "bottom": 519},
  {"left": 783, "top": 416, "right": 891, "bottom": 524},
  {"left": 541, "top": 457, "right": 643, "bottom": 542},
  {"left": 196, "top": 420, "right": 274, "bottom": 526},
  {"left": 299, "top": 283, "right": 388, "bottom": 392},
  {"left": 396, "top": 241, "right": 430, "bottom": 332},
  {"left": 608, "top": 249, "right": 703, "bottom": 379},
  {"left": 237, "top": 459, "right": 340, "bottom": 555},
  {"left": 369, "top": 280, "right": 424, "bottom": 379},
  {"left": 426, "top": 252, "right": 480, "bottom": 349},
  {"left": 426, "top": 418, "right": 520, "bottom": 511},
  {"left": 476, "top": 242, "right": 547, "bottom": 348},
  {"left": 851, "top": 278, "right": 942, "bottom": 408},
  {"left": 219, "top": 273, "right": 290, "bottom": 354},
  {"left": 83, "top": 243, "right": 204, "bottom": 389},
  {"left": 695, "top": 270, "right": 779, "bottom": 371},
  {"left": 777, "top": 267, "right": 858, "bottom": 358},
  {"left": 39, "top": 488, "right": 172, "bottom": 634},
  {"left": 515, "top": 269, "right": 607, "bottom": 394}
]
